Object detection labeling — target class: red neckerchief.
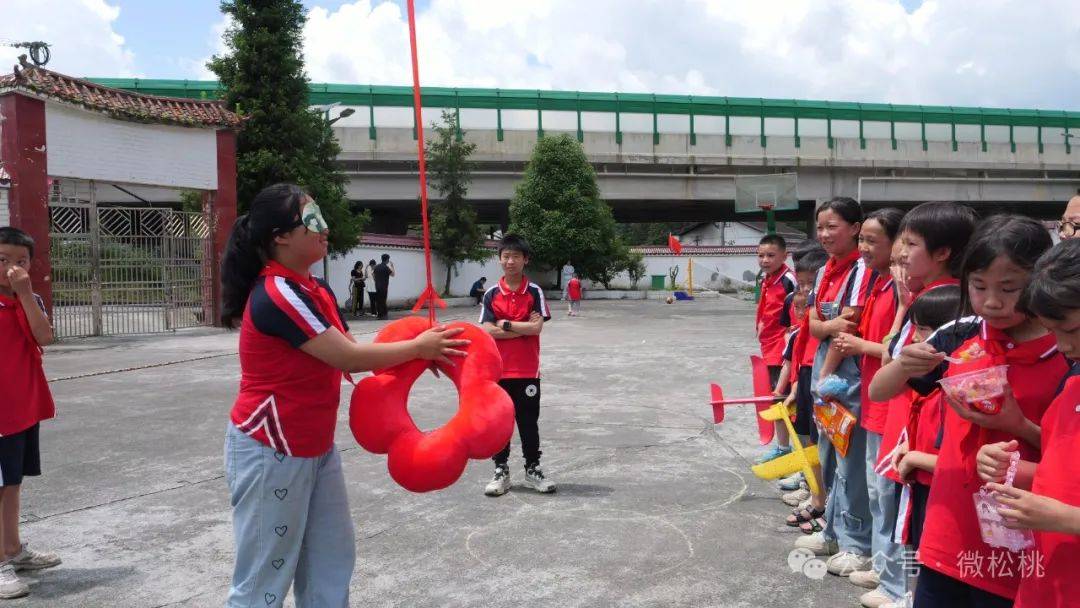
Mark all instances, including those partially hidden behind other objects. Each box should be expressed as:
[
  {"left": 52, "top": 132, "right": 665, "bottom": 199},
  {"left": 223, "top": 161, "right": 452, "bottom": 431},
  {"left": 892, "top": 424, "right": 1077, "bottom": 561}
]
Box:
[
  {"left": 757, "top": 264, "right": 791, "bottom": 321},
  {"left": 0, "top": 293, "right": 43, "bottom": 359},
  {"left": 258, "top": 261, "right": 346, "bottom": 334},
  {"left": 816, "top": 248, "right": 861, "bottom": 318},
  {"left": 908, "top": 277, "right": 959, "bottom": 306},
  {"left": 856, "top": 273, "right": 892, "bottom": 338}
]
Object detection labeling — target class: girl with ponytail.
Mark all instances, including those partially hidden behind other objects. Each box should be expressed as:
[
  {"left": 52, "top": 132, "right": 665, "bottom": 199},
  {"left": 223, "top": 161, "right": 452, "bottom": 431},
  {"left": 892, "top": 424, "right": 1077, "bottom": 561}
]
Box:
[{"left": 221, "top": 183, "right": 468, "bottom": 607}]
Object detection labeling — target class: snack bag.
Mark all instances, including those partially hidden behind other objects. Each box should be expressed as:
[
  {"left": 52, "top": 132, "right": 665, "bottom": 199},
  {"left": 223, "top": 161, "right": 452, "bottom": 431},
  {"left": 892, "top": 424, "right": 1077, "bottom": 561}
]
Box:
[
  {"left": 813, "top": 397, "right": 857, "bottom": 457},
  {"left": 973, "top": 451, "right": 1034, "bottom": 552}
]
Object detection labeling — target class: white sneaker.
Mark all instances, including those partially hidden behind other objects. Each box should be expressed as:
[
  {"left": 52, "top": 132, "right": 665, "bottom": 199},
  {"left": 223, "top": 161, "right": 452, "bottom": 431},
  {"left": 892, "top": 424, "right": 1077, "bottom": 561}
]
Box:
[
  {"left": 484, "top": 465, "right": 511, "bottom": 497},
  {"left": 860, "top": 587, "right": 897, "bottom": 608},
  {"left": 794, "top": 532, "right": 839, "bottom": 556},
  {"left": 523, "top": 465, "right": 556, "bottom": 493},
  {"left": 9, "top": 544, "right": 61, "bottom": 572},
  {"left": 826, "top": 551, "right": 872, "bottom": 576},
  {"left": 848, "top": 569, "right": 880, "bottom": 589},
  {"left": 0, "top": 564, "right": 29, "bottom": 599},
  {"left": 781, "top": 488, "right": 811, "bottom": 507}
]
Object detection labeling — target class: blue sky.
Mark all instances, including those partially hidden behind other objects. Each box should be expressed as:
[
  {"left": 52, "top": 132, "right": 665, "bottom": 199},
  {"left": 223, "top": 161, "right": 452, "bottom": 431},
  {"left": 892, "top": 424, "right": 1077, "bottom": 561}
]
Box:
[{"left": 4, "top": 0, "right": 1080, "bottom": 110}]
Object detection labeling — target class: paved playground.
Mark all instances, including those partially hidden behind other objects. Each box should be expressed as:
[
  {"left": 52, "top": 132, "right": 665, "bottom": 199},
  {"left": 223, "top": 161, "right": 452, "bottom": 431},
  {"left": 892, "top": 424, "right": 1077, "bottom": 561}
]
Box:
[{"left": 18, "top": 297, "right": 859, "bottom": 608}]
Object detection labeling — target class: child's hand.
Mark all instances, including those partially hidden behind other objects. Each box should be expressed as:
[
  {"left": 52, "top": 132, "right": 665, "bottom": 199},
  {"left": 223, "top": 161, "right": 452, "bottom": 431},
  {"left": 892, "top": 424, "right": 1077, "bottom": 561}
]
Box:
[
  {"left": 827, "top": 309, "right": 857, "bottom": 336},
  {"left": 832, "top": 332, "right": 857, "bottom": 356},
  {"left": 945, "top": 385, "right": 1028, "bottom": 433},
  {"left": 897, "top": 451, "right": 919, "bottom": 481},
  {"left": 986, "top": 483, "right": 1080, "bottom": 534},
  {"left": 977, "top": 440, "right": 1018, "bottom": 484},
  {"left": 6, "top": 266, "right": 32, "bottom": 297},
  {"left": 898, "top": 342, "right": 944, "bottom": 377},
  {"left": 890, "top": 438, "right": 909, "bottom": 475},
  {"left": 413, "top": 325, "right": 470, "bottom": 365}
]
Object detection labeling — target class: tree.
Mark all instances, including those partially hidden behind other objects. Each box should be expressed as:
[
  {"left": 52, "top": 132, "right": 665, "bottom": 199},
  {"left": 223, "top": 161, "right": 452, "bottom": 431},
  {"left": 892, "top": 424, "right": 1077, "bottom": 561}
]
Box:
[
  {"left": 208, "top": 0, "right": 367, "bottom": 254},
  {"left": 616, "top": 222, "right": 693, "bottom": 246},
  {"left": 509, "top": 135, "right": 632, "bottom": 288},
  {"left": 426, "top": 110, "right": 488, "bottom": 295}
]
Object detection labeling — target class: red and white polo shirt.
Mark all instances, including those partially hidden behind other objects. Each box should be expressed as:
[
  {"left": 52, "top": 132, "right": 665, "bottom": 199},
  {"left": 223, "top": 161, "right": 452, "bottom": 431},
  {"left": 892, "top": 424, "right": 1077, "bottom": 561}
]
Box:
[{"left": 480, "top": 276, "right": 551, "bottom": 379}]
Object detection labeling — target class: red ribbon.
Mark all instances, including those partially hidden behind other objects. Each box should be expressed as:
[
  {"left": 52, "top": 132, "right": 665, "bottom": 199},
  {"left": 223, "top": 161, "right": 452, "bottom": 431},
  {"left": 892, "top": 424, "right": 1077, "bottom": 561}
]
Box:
[{"left": 405, "top": 0, "right": 446, "bottom": 324}]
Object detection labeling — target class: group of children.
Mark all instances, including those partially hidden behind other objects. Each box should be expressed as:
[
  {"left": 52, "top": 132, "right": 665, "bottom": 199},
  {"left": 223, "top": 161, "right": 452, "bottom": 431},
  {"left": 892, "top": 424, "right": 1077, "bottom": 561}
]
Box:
[{"left": 753, "top": 198, "right": 1080, "bottom": 608}]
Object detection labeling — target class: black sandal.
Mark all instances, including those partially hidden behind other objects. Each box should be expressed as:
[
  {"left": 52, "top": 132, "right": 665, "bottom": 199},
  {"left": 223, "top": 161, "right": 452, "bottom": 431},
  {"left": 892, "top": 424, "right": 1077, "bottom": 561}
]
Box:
[
  {"left": 785, "top": 505, "right": 825, "bottom": 527},
  {"left": 800, "top": 517, "right": 826, "bottom": 534}
]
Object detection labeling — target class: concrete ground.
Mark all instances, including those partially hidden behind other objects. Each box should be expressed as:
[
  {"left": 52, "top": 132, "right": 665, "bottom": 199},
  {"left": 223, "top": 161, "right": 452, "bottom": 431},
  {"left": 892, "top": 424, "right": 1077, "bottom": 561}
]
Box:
[{"left": 15, "top": 297, "right": 866, "bottom": 608}]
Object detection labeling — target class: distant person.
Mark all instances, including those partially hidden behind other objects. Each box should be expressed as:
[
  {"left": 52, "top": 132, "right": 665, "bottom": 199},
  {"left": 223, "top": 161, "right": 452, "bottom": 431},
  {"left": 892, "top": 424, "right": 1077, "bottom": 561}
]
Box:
[
  {"left": 0, "top": 227, "right": 62, "bottom": 600},
  {"left": 566, "top": 273, "right": 583, "bottom": 316},
  {"left": 1059, "top": 193, "right": 1080, "bottom": 240},
  {"left": 469, "top": 277, "right": 487, "bottom": 306},
  {"left": 365, "top": 259, "right": 378, "bottom": 317},
  {"left": 373, "top": 254, "right": 395, "bottom": 320},
  {"left": 349, "top": 261, "right": 366, "bottom": 316}
]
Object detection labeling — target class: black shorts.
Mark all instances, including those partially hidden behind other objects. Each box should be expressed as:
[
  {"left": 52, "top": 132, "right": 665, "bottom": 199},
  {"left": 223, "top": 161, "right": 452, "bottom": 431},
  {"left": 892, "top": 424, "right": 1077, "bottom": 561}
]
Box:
[
  {"left": 908, "top": 481, "right": 932, "bottom": 550},
  {"left": 793, "top": 366, "right": 818, "bottom": 442},
  {"left": 0, "top": 424, "right": 41, "bottom": 487}
]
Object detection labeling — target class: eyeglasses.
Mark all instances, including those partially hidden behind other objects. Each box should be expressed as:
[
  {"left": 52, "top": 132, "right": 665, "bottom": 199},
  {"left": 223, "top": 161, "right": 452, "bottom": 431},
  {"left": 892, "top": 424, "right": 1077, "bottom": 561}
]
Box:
[{"left": 1059, "top": 220, "right": 1080, "bottom": 238}]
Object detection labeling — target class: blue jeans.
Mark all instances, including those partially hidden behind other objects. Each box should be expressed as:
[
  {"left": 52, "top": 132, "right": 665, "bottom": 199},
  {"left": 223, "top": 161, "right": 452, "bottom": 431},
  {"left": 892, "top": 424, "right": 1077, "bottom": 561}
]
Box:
[
  {"left": 812, "top": 341, "right": 872, "bottom": 556},
  {"left": 225, "top": 424, "right": 356, "bottom": 608},
  {"left": 866, "top": 431, "right": 906, "bottom": 600}
]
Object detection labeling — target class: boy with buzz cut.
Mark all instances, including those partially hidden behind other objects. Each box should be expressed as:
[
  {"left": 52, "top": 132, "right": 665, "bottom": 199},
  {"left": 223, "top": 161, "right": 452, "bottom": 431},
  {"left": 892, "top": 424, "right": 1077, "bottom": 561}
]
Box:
[
  {"left": 755, "top": 234, "right": 797, "bottom": 463},
  {"left": 480, "top": 234, "right": 554, "bottom": 496},
  {"left": 0, "top": 227, "right": 62, "bottom": 600}
]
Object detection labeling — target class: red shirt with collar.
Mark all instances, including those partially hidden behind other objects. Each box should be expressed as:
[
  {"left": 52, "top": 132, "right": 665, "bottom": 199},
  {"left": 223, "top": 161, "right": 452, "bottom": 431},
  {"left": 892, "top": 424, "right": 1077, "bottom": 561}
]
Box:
[
  {"left": 756, "top": 264, "right": 796, "bottom": 366},
  {"left": 917, "top": 322, "right": 1068, "bottom": 600},
  {"left": 230, "top": 262, "right": 348, "bottom": 458},
  {"left": 480, "top": 276, "right": 551, "bottom": 379},
  {"left": 1015, "top": 363, "right": 1080, "bottom": 608},
  {"left": 859, "top": 276, "right": 898, "bottom": 434},
  {"left": 0, "top": 293, "right": 55, "bottom": 435}
]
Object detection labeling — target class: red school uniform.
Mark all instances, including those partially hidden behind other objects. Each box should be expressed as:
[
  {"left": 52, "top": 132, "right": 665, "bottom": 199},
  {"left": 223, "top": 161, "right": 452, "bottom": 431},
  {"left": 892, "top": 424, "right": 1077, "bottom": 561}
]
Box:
[
  {"left": 567, "top": 277, "right": 582, "bottom": 302},
  {"left": 913, "top": 319, "right": 1068, "bottom": 600},
  {"left": 1014, "top": 362, "right": 1080, "bottom": 608},
  {"left": 0, "top": 293, "right": 55, "bottom": 436},
  {"left": 858, "top": 276, "right": 898, "bottom": 434},
  {"left": 479, "top": 276, "right": 552, "bottom": 379},
  {"left": 756, "top": 264, "right": 796, "bottom": 366},
  {"left": 230, "top": 261, "right": 348, "bottom": 458}
]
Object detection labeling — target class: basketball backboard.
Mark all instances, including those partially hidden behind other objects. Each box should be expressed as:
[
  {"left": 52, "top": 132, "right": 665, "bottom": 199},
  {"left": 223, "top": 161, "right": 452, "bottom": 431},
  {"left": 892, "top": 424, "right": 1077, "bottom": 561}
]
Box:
[{"left": 734, "top": 173, "right": 799, "bottom": 214}]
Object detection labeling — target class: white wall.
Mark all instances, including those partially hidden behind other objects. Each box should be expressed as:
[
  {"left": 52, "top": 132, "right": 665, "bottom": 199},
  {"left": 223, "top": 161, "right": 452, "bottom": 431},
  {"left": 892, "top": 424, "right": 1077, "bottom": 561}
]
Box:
[
  {"left": 45, "top": 102, "right": 219, "bottom": 189},
  {"left": 315, "top": 246, "right": 557, "bottom": 307},
  {"left": 681, "top": 222, "right": 805, "bottom": 247},
  {"left": 594, "top": 253, "right": 760, "bottom": 291}
]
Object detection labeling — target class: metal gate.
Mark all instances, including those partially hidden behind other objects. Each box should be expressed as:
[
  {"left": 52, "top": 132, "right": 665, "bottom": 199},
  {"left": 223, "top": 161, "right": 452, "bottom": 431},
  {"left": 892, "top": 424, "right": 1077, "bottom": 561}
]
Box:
[{"left": 48, "top": 179, "right": 214, "bottom": 338}]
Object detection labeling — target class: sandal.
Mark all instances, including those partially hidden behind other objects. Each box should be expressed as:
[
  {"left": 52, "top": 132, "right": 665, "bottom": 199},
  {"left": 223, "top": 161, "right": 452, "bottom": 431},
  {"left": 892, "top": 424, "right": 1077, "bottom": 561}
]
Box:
[
  {"left": 785, "top": 505, "right": 825, "bottom": 527},
  {"left": 800, "top": 517, "right": 826, "bottom": 534}
]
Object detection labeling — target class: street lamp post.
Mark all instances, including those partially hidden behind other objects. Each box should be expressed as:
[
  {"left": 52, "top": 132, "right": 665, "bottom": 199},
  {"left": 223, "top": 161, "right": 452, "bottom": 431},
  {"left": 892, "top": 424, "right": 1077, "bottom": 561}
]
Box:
[{"left": 311, "top": 103, "right": 356, "bottom": 282}]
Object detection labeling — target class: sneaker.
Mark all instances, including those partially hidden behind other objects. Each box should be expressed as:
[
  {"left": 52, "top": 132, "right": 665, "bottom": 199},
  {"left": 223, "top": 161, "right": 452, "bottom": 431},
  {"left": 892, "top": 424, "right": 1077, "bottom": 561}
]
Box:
[
  {"left": 860, "top": 587, "right": 897, "bottom": 608},
  {"left": 8, "top": 544, "right": 61, "bottom": 572},
  {"left": 778, "top": 472, "right": 806, "bottom": 492},
  {"left": 484, "top": 464, "right": 511, "bottom": 497},
  {"left": 826, "top": 551, "right": 872, "bottom": 576},
  {"left": 523, "top": 465, "right": 556, "bottom": 494},
  {"left": 848, "top": 569, "right": 880, "bottom": 589},
  {"left": 794, "top": 532, "right": 838, "bottom": 556},
  {"left": 781, "top": 488, "right": 812, "bottom": 507},
  {"left": 755, "top": 445, "right": 793, "bottom": 464},
  {"left": 0, "top": 564, "right": 28, "bottom": 599}
]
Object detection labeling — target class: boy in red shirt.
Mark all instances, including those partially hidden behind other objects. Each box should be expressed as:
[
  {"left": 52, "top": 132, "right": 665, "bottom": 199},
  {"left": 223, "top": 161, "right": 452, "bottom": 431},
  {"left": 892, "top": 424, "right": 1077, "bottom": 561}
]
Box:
[
  {"left": 756, "top": 235, "right": 797, "bottom": 463},
  {"left": 480, "top": 235, "right": 554, "bottom": 496},
  {"left": 566, "top": 273, "right": 583, "bottom": 316},
  {"left": 0, "top": 227, "right": 62, "bottom": 599}
]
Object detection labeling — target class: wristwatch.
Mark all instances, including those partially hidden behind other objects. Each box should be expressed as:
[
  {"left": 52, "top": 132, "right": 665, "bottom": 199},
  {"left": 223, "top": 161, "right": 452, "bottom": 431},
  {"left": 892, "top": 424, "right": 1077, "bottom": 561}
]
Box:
[{"left": 502, "top": 320, "right": 512, "bottom": 331}]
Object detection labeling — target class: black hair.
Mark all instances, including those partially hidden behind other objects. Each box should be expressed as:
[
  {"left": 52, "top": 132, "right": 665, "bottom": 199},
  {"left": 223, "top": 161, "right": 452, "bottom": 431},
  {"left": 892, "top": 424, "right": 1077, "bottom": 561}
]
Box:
[
  {"left": 498, "top": 234, "right": 532, "bottom": 258},
  {"left": 909, "top": 284, "right": 961, "bottom": 331},
  {"left": 898, "top": 202, "right": 978, "bottom": 277},
  {"left": 958, "top": 214, "right": 1053, "bottom": 318},
  {"left": 479, "top": 276, "right": 487, "bottom": 282},
  {"left": 369, "top": 259, "right": 376, "bottom": 266},
  {"left": 795, "top": 248, "right": 829, "bottom": 274},
  {"left": 790, "top": 239, "right": 824, "bottom": 263},
  {"left": 863, "top": 207, "right": 905, "bottom": 242},
  {"left": 220, "top": 183, "right": 307, "bottom": 326},
  {"left": 352, "top": 261, "right": 364, "bottom": 271},
  {"left": 1020, "top": 239, "right": 1080, "bottom": 321},
  {"left": 815, "top": 197, "right": 863, "bottom": 226},
  {"left": 0, "top": 226, "right": 34, "bottom": 259},
  {"left": 759, "top": 234, "right": 787, "bottom": 249},
  {"left": 381, "top": 254, "right": 390, "bottom": 262}
]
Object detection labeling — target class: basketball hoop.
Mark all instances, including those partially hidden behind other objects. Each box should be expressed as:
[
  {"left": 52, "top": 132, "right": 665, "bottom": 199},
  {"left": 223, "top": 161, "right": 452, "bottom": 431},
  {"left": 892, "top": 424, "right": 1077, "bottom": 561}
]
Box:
[{"left": 758, "top": 202, "right": 775, "bottom": 212}]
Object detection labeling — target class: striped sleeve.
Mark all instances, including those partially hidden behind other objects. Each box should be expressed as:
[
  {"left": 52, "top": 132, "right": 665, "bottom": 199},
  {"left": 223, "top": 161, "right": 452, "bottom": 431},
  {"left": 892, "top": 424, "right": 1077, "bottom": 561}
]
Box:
[
  {"left": 479, "top": 286, "right": 498, "bottom": 324},
  {"left": 782, "top": 326, "right": 799, "bottom": 362},
  {"left": 250, "top": 277, "right": 332, "bottom": 348},
  {"left": 906, "top": 317, "right": 981, "bottom": 396},
  {"left": 529, "top": 283, "right": 551, "bottom": 321},
  {"left": 844, "top": 260, "right": 875, "bottom": 308},
  {"left": 780, "top": 271, "right": 796, "bottom": 296}
]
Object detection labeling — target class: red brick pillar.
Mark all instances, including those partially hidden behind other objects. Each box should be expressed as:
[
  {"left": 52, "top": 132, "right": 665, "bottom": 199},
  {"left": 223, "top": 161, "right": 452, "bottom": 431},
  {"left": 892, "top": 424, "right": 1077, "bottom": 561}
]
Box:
[
  {"left": 206, "top": 129, "right": 238, "bottom": 327},
  {"left": 0, "top": 93, "right": 51, "bottom": 311}
]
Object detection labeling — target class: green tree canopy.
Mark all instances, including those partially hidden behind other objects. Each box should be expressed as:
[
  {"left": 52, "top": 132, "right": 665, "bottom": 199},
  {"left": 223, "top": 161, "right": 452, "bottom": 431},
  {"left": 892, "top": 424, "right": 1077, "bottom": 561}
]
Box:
[{"left": 208, "top": 0, "right": 367, "bottom": 254}]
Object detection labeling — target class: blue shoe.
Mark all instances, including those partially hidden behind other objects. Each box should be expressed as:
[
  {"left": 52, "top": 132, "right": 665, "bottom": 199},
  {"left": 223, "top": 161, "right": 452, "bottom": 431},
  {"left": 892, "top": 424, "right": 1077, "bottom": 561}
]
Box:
[{"left": 756, "top": 445, "right": 793, "bottom": 464}]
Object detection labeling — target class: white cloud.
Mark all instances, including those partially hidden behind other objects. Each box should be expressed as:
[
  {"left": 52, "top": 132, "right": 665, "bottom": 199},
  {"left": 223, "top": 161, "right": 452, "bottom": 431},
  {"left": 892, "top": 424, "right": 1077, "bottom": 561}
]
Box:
[
  {"left": 293, "top": 0, "right": 1080, "bottom": 109},
  {"left": 0, "top": 0, "right": 136, "bottom": 77}
]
